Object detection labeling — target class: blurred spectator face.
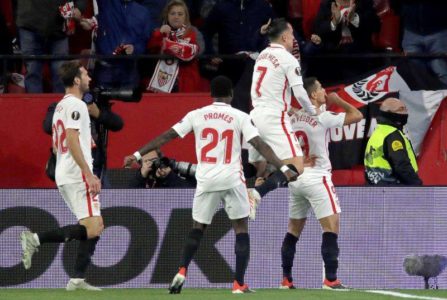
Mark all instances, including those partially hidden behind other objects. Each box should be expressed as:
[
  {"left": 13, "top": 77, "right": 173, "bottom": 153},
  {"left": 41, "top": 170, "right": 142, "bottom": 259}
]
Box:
[
  {"left": 162, "top": 1, "right": 191, "bottom": 29},
  {"left": 168, "top": 5, "right": 186, "bottom": 29}
]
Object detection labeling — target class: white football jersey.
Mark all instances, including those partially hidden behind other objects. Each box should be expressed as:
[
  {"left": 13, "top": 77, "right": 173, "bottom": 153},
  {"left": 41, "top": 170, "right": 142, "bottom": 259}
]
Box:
[
  {"left": 172, "top": 102, "right": 259, "bottom": 192},
  {"left": 290, "top": 106, "right": 345, "bottom": 180},
  {"left": 251, "top": 43, "right": 303, "bottom": 113},
  {"left": 52, "top": 94, "right": 93, "bottom": 186}
]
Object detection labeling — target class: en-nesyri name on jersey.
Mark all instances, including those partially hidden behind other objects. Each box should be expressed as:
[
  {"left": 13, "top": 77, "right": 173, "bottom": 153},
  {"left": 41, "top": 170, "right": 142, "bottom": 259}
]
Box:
[{"left": 290, "top": 106, "right": 345, "bottom": 180}]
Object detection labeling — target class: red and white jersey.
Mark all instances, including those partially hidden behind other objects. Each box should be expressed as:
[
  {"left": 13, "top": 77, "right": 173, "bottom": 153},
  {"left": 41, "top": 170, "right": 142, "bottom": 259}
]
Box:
[
  {"left": 52, "top": 94, "right": 93, "bottom": 186},
  {"left": 290, "top": 106, "right": 345, "bottom": 180},
  {"left": 172, "top": 102, "right": 259, "bottom": 192},
  {"left": 251, "top": 43, "right": 303, "bottom": 113}
]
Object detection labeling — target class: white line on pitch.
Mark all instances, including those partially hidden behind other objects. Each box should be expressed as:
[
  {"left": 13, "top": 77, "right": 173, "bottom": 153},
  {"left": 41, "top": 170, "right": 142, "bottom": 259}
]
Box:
[{"left": 365, "top": 290, "right": 447, "bottom": 300}]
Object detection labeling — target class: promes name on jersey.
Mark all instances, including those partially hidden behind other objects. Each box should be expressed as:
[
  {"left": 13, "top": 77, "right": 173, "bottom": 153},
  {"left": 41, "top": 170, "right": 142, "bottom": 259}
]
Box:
[{"left": 203, "top": 112, "right": 234, "bottom": 123}]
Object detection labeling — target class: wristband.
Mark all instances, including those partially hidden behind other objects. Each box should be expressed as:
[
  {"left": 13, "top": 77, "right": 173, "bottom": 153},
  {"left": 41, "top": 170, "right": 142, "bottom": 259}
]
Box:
[
  {"left": 133, "top": 151, "right": 142, "bottom": 161},
  {"left": 280, "top": 165, "right": 290, "bottom": 173}
]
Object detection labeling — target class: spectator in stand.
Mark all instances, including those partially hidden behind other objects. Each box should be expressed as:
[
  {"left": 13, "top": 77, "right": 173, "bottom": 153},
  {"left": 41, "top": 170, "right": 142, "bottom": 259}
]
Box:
[
  {"left": 94, "top": 0, "right": 153, "bottom": 89},
  {"left": 201, "top": 0, "right": 274, "bottom": 84},
  {"left": 390, "top": 0, "right": 447, "bottom": 88},
  {"left": 314, "top": 0, "right": 380, "bottom": 53},
  {"left": 139, "top": 0, "right": 201, "bottom": 28},
  {"left": 147, "top": 0, "right": 207, "bottom": 93},
  {"left": 16, "top": 0, "right": 86, "bottom": 93},
  {"left": 310, "top": 0, "right": 380, "bottom": 81}
]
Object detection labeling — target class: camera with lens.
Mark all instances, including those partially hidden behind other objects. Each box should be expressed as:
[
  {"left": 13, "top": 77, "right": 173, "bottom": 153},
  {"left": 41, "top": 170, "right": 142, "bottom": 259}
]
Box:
[
  {"left": 82, "top": 86, "right": 142, "bottom": 105},
  {"left": 151, "top": 157, "right": 175, "bottom": 172},
  {"left": 150, "top": 156, "right": 197, "bottom": 178}
]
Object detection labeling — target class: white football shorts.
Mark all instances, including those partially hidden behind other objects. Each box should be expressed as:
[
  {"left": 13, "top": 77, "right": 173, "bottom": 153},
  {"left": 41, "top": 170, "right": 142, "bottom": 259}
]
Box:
[
  {"left": 250, "top": 107, "right": 302, "bottom": 161},
  {"left": 288, "top": 175, "right": 341, "bottom": 220},
  {"left": 58, "top": 182, "right": 101, "bottom": 220},
  {"left": 192, "top": 183, "right": 250, "bottom": 224}
]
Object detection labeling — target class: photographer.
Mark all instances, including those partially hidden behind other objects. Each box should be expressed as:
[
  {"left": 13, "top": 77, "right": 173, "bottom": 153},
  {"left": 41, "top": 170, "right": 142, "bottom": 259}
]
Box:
[
  {"left": 43, "top": 94, "right": 124, "bottom": 185},
  {"left": 128, "top": 150, "right": 196, "bottom": 189}
]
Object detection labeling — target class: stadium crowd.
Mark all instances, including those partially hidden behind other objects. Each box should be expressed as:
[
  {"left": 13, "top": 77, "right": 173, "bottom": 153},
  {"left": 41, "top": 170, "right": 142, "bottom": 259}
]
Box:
[{"left": 1, "top": 0, "right": 446, "bottom": 94}]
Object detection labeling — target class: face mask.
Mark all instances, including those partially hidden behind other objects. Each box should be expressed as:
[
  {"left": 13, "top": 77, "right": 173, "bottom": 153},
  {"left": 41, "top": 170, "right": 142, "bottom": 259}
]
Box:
[{"left": 379, "top": 110, "right": 408, "bottom": 127}]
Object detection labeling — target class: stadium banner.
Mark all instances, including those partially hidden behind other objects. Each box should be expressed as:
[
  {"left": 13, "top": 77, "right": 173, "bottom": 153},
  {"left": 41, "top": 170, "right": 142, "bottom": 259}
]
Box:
[
  {"left": 1, "top": 188, "right": 447, "bottom": 289},
  {"left": 324, "top": 61, "right": 447, "bottom": 169}
]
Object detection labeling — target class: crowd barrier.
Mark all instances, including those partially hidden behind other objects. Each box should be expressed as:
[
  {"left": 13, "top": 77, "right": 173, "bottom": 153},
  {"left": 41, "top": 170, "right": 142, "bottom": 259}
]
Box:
[{"left": 1, "top": 187, "right": 446, "bottom": 289}]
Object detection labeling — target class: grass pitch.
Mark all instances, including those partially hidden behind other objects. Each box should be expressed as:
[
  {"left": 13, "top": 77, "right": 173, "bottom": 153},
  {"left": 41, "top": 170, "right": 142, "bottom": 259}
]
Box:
[{"left": 2, "top": 289, "right": 447, "bottom": 300}]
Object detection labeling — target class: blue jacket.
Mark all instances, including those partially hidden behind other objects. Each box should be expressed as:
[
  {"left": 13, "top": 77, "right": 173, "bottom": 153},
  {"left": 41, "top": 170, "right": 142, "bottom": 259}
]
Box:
[
  {"left": 96, "top": 0, "right": 153, "bottom": 55},
  {"left": 202, "top": 0, "right": 274, "bottom": 54},
  {"left": 137, "top": 0, "right": 167, "bottom": 28}
]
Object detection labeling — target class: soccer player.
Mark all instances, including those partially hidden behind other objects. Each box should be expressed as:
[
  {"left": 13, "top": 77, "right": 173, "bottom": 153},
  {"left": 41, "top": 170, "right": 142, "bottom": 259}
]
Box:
[
  {"left": 280, "top": 77, "right": 362, "bottom": 290},
  {"left": 248, "top": 18, "right": 318, "bottom": 209},
  {"left": 20, "top": 60, "right": 103, "bottom": 291},
  {"left": 123, "top": 76, "right": 298, "bottom": 294}
]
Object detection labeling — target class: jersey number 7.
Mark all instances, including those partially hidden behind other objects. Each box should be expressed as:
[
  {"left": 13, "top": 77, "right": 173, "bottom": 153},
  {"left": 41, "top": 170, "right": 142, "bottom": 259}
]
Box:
[
  {"left": 255, "top": 66, "right": 267, "bottom": 97},
  {"left": 200, "top": 128, "right": 233, "bottom": 164}
]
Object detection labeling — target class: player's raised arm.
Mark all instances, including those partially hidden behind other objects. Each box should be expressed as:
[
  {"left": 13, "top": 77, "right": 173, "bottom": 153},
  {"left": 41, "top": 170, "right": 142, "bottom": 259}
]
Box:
[
  {"left": 291, "top": 84, "right": 318, "bottom": 116},
  {"left": 123, "top": 128, "right": 179, "bottom": 167},
  {"left": 248, "top": 136, "right": 298, "bottom": 182},
  {"left": 326, "top": 92, "right": 363, "bottom": 125}
]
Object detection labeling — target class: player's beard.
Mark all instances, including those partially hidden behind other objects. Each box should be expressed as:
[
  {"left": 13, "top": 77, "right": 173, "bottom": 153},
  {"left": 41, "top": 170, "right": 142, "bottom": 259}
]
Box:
[{"left": 80, "top": 82, "right": 90, "bottom": 94}]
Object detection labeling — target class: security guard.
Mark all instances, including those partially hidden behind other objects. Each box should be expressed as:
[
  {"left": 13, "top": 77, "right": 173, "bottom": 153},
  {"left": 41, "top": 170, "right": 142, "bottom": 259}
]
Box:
[{"left": 364, "top": 98, "right": 422, "bottom": 185}]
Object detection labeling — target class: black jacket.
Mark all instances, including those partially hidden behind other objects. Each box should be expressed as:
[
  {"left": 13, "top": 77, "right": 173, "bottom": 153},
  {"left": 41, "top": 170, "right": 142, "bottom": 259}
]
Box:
[
  {"left": 128, "top": 169, "right": 195, "bottom": 189},
  {"left": 16, "top": 0, "right": 86, "bottom": 39},
  {"left": 313, "top": 0, "right": 380, "bottom": 53}
]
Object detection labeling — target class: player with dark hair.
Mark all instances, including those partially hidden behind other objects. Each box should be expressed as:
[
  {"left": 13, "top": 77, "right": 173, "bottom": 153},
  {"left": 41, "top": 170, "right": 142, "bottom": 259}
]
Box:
[
  {"left": 124, "top": 75, "right": 297, "bottom": 294},
  {"left": 20, "top": 60, "right": 103, "bottom": 291},
  {"left": 280, "top": 77, "right": 362, "bottom": 289},
  {"left": 248, "top": 18, "right": 318, "bottom": 218}
]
